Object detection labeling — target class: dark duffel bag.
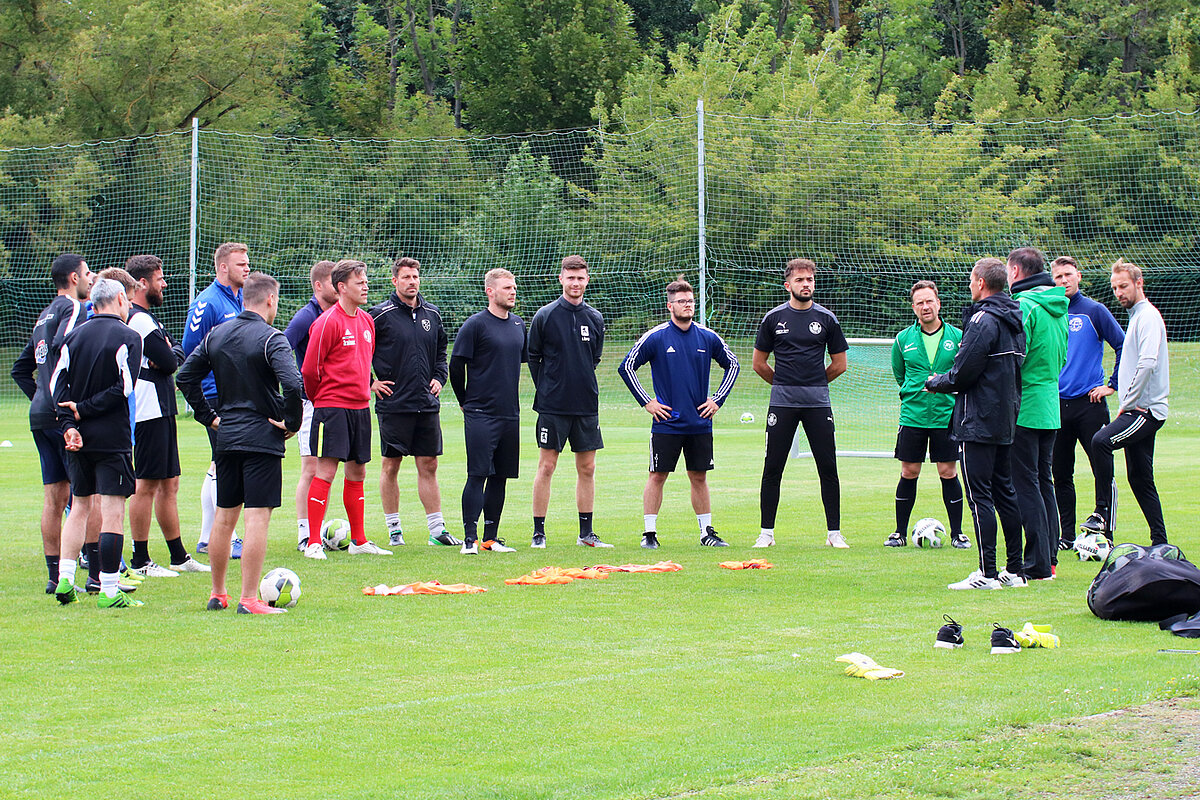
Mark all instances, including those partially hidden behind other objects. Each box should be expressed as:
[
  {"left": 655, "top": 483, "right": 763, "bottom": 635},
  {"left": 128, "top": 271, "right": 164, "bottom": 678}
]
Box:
[{"left": 1087, "top": 543, "right": 1200, "bottom": 622}]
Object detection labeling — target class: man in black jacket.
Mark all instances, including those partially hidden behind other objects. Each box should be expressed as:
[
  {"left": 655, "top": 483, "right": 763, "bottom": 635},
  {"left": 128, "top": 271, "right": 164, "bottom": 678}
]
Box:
[
  {"left": 177, "top": 273, "right": 303, "bottom": 615},
  {"left": 528, "top": 255, "right": 608, "bottom": 548},
  {"left": 12, "top": 254, "right": 92, "bottom": 594},
  {"left": 927, "top": 257, "right": 1026, "bottom": 591},
  {"left": 369, "top": 257, "right": 459, "bottom": 547},
  {"left": 50, "top": 277, "right": 143, "bottom": 608}
]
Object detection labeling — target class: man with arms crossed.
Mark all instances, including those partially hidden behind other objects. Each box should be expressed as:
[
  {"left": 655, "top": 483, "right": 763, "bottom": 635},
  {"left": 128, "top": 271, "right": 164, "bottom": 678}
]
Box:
[
  {"left": 886, "top": 280, "right": 968, "bottom": 548},
  {"left": 50, "top": 278, "right": 143, "bottom": 607},
  {"left": 449, "top": 268, "right": 527, "bottom": 554},
  {"left": 12, "top": 254, "right": 92, "bottom": 593},
  {"left": 1007, "top": 247, "right": 1068, "bottom": 581},
  {"left": 182, "top": 242, "right": 249, "bottom": 557},
  {"left": 1051, "top": 256, "right": 1124, "bottom": 547},
  {"left": 284, "top": 259, "right": 338, "bottom": 551},
  {"left": 752, "top": 258, "right": 848, "bottom": 548},
  {"left": 125, "top": 255, "right": 208, "bottom": 576},
  {"left": 178, "top": 272, "right": 303, "bottom": 613},
  {"left": 370, "top": 256, "right": 459, "bottom": 547},
  {"left": 618, "top": 275, "right": 739, "bottom": 549},
  {"left": 927, "top": 258, "right": 1026, "bottom": 590},
  {"left": 301, "top": 259, "right": 391, "bottom": 559},
  {"left": 528, "top": 255, "right": 609, "bottom": 548},
  {"left": 1091, "top": 260, "right": 1170, "bottom": 545}
]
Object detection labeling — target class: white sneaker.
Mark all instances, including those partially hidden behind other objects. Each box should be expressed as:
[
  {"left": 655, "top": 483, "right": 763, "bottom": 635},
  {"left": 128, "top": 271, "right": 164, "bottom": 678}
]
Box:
[
  {"left": 169, "top": 556, "right": 211, "bottom": 573},
  {"left": 461, "top": 539, "right": 479, "bottom": 555},
  {"left": 825, "top": 532, "right": 850, "bottom": 549},
  {"left": 997, "top": 569, "right": 1028, "bottom": 587},
  {"left": 752, "top": 532, "right": 775, "bottom": 548},
  {"left": 480, "top": 539, "right": 517, "bottom": 553},
  {"left": 948, "top": 570, "right": 1002, "bottom": 590},
  {"left": 303, "top": 542, "right": 327, "bottom": 560},
  {"left": 131, "top": 560, "right": 179, "bottom": 578},
  {"left": 349, "top": 540, "right": 393, "bottom": 556}
]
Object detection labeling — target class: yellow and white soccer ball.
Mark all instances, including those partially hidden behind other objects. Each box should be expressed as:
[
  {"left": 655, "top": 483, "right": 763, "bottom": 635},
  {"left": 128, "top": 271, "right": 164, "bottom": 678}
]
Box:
[
  {"left": 321, "top": 518, "right": 351, "bottom": 551},
  {"left": 912, "top": 517, "right": 945, "bottom": 549}
]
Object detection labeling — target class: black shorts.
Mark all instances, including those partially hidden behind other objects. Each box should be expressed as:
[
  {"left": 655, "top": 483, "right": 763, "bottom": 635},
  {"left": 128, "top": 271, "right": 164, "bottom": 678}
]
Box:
[
  {"left": 310, "top": 407, "right": 372, "bottom": 464},
  {"left": 536, "top": 413, "right": 604, "bottom": 453},
  {"left": 134, "top": 416, "right": 181, "bottom": 480},
  {"left": 215, "top": 451, "right": 283, "bottom": 509},
  {"left": 378, "top": 411, "right": 442, "bottom": 458},
  {"left": 464, "top": 412, "right": 520, "bottom": 478},
  {"left": 65, "top": 450, "right": 135, "bottom": 498},
  {"left": 894, "top": 425, "right": 957, "bottom": 464},
  {"left": 650, "top": 432, "right": 714, "bottom": 473},
  {"left": 33, "top": 428, "right": 69, "bottom": 485}
]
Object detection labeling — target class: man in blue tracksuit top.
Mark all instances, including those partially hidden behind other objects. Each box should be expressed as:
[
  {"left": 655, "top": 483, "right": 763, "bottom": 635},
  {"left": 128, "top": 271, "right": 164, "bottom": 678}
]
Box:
[
  {"left": 181, "top": 242, "right": 248, "bottom": 556},
  {"left": 1050, "top": 256, "right": 1124, "bottom": 547},
  {"left": 618, "top": 275, "right": 739, "bottom": 549}
]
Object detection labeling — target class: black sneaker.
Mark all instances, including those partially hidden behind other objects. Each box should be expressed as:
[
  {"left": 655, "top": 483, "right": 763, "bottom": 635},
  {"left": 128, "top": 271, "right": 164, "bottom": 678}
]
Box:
[
  {"left": 1080, "top": 512, "right": 1108, "bottom": 537},
  {"left": 641, "top": 532, "right": 659, "bottom": 549},
  {"left": 935, "top": 614, "right": 964, "bottom": 649},
  {"left": 885, "top": 532, "right": 906, "bottom": 547},
  {"left": 531, "top": 532, "right": 546, "bottom": 549},
  {"left": 1057, "top": 537, "right": 1076, "bottom": 551},
  {"left": 990, "top": 623, "right": 1020, "bottom": 654},
  {"left": 46, "top": 579, "right": 56, "bottom": 595},
  {"left": 950, "top": 532, "right": 970, "bottom": 549},
  {"left": 700, "top": 527, "right": 729, "bottom": 547}
]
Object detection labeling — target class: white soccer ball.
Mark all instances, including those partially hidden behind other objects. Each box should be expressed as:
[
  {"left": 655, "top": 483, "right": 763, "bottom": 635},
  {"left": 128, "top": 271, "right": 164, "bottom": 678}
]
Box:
[
  {"left": 259, "top": 567, "right": 301, "bottom": 608},
  {"left": 321, "top": 518, "right": 351, "bottom": 551},
  {"left": 739, "top": 412, "right": 755, "bottom": 423},
  {"left": 912, "top": 517, "right": 945, "bottom": 549},
  {"left": 1076, "top": 533, "right": 1113, "bottom": 562}
]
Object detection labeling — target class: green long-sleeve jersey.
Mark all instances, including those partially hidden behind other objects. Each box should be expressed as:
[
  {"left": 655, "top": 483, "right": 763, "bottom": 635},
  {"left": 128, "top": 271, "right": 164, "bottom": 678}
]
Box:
[{"left": 892, "top": 321, "right": 963, "bottom": 428}]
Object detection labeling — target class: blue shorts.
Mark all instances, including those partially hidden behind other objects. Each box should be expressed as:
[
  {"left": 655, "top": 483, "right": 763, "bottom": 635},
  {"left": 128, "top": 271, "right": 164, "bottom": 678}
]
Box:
[{"left": 33, "top": 428, "right": 69, "bottom": 485}]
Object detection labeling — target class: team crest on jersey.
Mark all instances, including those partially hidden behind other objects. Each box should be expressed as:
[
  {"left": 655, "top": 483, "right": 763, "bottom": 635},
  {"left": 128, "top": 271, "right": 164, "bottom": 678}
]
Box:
[
  {"left": 422, "top": 319, "right": 431, "bottom": 332},
  {"left": 34, "top": 339, "right": 47, "bottom": 364},
  {"left": 767, "top": 413, "right": 777, "bottom": 427},
  {"left": 943, "top": 340, "right": 955, "bottom": 350},
  {"left": 580, "top": 325, "right": 590, "bottom": 342},
  {"left": 342, "top": 327, "right": 356, "bottom": 346},
  {"left": 809, "top": 321, "right": 823, "bottom": 335},
  {"left": 1069, "top": 317, "right": 1084, "bottom": 332},
  {"left": 363, "top": 330, "right": 372, "bottom": 344}
]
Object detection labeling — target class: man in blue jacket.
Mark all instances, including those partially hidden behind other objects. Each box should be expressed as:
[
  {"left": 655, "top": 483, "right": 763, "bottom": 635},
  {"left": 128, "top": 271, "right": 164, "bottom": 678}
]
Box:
[
  {"left": 618, "top": 275, "right": 739, "bottom": 549},
  {"left": 1050, "top": 256, "right": 1124, "bottom": 548}
]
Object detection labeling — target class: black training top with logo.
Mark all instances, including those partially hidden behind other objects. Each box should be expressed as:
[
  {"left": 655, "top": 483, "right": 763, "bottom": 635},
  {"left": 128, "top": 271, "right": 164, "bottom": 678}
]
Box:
[
  {"left": 754, "top": 301, "right": 848, "bottom": 407},
  {"left": 528, "top": 296, "right": 605, "bottom": 415},
  {"left": 450, "top": 309, "right": 528, "bottom": 419}
]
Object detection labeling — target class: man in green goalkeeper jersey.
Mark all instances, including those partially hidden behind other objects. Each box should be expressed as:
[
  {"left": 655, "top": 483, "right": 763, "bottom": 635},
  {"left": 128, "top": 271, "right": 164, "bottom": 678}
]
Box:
[{"left": 886, "top": 280, "right": 968, "bottom": 548}]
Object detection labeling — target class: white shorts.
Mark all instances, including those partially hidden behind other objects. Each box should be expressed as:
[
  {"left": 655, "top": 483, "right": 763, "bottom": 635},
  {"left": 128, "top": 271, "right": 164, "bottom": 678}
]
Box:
[{"left": 297, "top": 400, "right": 315, "bottom": 458}]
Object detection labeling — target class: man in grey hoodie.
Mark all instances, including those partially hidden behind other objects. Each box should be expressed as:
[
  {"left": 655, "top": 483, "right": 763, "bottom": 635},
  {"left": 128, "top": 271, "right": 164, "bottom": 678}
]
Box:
[{"left": 1091, "top": 259, "right": 1170, "bottom": 546}]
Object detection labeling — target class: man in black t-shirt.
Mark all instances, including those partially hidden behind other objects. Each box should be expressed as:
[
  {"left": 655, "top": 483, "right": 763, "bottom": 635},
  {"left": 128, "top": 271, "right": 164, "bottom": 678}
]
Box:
[
  {"left": 752, "top": 258, "right": 849, "bottom": 548},
  {"left": 449, "top": 268, "right": 528, "bottom": 554}
]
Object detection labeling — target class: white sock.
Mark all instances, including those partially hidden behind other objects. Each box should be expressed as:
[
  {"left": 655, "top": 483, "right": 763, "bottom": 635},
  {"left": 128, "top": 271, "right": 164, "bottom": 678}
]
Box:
[
  {"left": 761, "top": 528, "right": 774, "bottom": 539},
  {"left": 297, "top": 519, "right": 309, "bottom": 543},
  {"left": 697, "top": 513, "right": 712, "bottom": 534},
  {"left": 644, "top": 514, "right": 657, "bottom": 533},
  {"left": 199, "top": 469, "right": 217, "bottom": 545},
  {"left": 426, "top": 512, "right": 445, "bottom": 535},
  {"left": 58, "top": 558, "right": 77, "bottom": 585},
  {"left": 99, "top": 571, "right": 119, "bottom": 599},
  {"left": 385, "top": 513, "right": 402, "bottom": 532}
]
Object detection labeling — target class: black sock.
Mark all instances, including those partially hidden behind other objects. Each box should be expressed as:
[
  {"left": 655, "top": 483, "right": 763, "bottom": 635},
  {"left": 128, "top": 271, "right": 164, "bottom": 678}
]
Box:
[
  {"left": 462, "top": 476, "right": 486, "bottom": 541},
  {"left": 46, "top": 555, "right": 59, "bottom": 583},
  {"left": 85, "top": 541, "right": 100, "bottom": 582},
  {"left": 942, "top": 476, "right": 964, "bottom": 536},
  {"left": 533, "top": 516, "right": 545, "bottom": 535},
  {"left": 131, "top": 538, "right": 150, "bottom": 568},
  {"left": 895, "top": 477, "right": 918, "bottom": 535},
  {"left": 579, "top": 512, "right": 593, "bottom": 537},
  {"left": 165, "top": 536, "right": 188, "bottom": 564},
  {"left": 482, "top": 477, "right": 507, "bottom": 540},
  {"left": 99, "top": 532, "right": 124, "bottom": 574}
]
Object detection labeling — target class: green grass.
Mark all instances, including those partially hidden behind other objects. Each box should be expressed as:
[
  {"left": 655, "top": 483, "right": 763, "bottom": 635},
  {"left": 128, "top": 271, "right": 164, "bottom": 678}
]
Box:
[{"left": 2, "top": 346, "right": 1199, "bottom": 798}]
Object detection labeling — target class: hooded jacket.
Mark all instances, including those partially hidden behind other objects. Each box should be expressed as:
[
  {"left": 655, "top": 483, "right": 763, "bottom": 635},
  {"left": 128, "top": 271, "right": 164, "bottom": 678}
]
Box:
[
  {"left": 1011, "top": 273, "right": 1068, "bottom": 429},
  {"left": 925, "top": 292, "right": 1026, "bottom": 445}
]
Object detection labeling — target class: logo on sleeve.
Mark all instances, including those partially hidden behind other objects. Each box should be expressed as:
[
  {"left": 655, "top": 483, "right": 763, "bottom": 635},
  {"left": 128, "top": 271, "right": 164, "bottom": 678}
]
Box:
[
  {"left": 34, "top": 339, "right": 47, "bottom": 364},
  {"left": 808, "top": 321, "right": 823, "bottom": 335}
]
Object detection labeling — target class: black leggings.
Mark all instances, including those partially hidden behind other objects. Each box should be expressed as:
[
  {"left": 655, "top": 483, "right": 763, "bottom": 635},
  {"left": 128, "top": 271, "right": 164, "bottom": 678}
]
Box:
[
  {"left": 1092, "top": 410, "right": 1166, "bottom": 545},
  {"left": 760, "top": 406, "right": 839, "bottom": 530}
]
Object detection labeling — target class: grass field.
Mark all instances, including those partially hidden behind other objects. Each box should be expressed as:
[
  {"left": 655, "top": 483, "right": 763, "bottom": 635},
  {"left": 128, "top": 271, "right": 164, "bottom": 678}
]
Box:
[{"left": 2, "top": 345, "right": 1199, "bottom": 799}]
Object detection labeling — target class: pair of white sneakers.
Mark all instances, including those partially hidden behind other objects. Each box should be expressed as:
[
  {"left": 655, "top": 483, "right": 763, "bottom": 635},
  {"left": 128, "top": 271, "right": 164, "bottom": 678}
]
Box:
[
  {"left": 302, "top": 540, "right": 392, "bottom": 560},
  {"left": 947, "top": 569, "right": 1029, "bottom": 590},
  {"left": 750, "top": 532, "right": 850, "bottom": 548}
]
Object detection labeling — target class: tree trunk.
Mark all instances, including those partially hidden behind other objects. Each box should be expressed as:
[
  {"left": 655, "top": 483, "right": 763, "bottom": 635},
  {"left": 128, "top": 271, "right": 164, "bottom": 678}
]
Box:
[
  {"left": 831, "top": 0, "right": 840, "bottom": 31},
  {"left": 386, "top": 3, "right": 398, "bottom": 112},
  {"left": 406, "top": 0, "right": 436, "bottom": 96},
  {"left": 451, "top": 0, "right": 462, "bottom": 127}
]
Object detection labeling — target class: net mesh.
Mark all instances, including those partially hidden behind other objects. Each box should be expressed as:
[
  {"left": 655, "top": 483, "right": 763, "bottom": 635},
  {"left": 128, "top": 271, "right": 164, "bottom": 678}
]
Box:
[{"left": 2, "top": 111, "right": 1198, "bottom": 453}]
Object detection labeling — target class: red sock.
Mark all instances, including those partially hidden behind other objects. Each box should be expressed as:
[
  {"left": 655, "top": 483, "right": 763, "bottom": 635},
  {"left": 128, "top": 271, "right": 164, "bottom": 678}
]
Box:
[
  {"left": 344, "top": 479, "right": 366, "bottom": 545},
  {"left": 306, "top": 477, "right": 332, "bottom": 546}
]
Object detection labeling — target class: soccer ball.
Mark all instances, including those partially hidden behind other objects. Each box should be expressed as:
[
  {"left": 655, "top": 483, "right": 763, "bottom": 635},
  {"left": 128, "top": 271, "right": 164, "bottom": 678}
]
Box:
[
  {"left": 912, "top": 518, "right": 945, "bottom": 549},
  {"left": 739, "top": 412, "right": 755, "bottom": 423},
  {"left": 321, "top": 518, "right": 351, "bottom": 551},
  {"left": 1076, "top": 533, "right": 1113, "bottom": 562},
  {"left": 259, "top": 567, "right": 301, "bottom": 608}
]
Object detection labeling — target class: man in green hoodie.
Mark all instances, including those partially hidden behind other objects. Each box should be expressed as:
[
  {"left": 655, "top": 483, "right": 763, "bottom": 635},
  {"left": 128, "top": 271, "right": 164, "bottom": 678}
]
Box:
[{"left": 1007, "top": 247, "right": 1068, "bottom": 581}]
